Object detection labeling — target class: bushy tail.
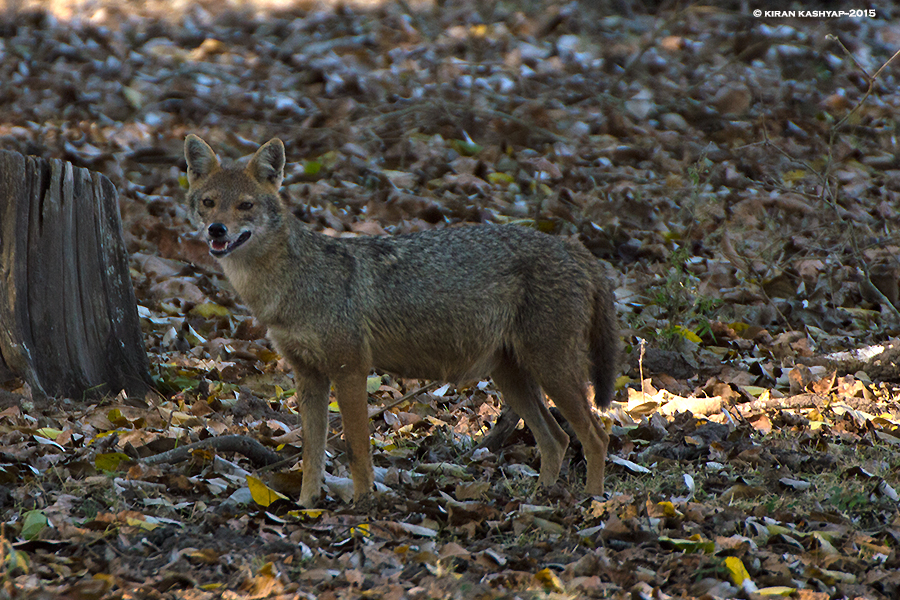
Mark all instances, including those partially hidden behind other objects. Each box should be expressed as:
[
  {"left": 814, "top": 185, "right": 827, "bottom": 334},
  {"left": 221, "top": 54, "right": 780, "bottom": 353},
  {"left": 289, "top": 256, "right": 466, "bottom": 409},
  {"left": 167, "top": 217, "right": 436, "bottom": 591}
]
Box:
[{"left": 590, "top": 282, "right": 618, "bottom": 409}]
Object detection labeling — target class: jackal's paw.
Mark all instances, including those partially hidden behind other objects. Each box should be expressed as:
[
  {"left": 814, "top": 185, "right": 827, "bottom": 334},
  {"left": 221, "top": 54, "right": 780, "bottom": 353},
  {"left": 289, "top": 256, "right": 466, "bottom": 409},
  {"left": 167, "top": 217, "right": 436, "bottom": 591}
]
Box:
[
  {"left": 298, "top": 490, "right": 324, "bottom": 509},
  {"left": 352, "top": 492, "right": 377, "bottom": 515},
  {"left": 534, "top": 482, "right": 575, "bottom": 505}
]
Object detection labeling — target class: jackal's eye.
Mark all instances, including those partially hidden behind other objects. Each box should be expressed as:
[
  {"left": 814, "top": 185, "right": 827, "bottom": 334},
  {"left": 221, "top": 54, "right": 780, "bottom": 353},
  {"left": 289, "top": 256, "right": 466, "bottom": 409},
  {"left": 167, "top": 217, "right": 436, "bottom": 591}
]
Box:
[
  {"left": 201, "top": 197, "right": 214, "bottom": 208},
  {"left": 237, "top": 201, "right": 254, "bottom": 211}
]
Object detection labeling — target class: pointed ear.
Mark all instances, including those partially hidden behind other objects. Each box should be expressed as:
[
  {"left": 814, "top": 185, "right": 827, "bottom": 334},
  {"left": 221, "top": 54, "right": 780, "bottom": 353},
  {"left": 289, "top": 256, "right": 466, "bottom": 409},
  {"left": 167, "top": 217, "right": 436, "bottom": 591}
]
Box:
[
  {"left": 184, "top": 134, "right": 220, "bottom": 185},
  {"left": 247, "top": 138, "right": 285, "bottom": 188}
]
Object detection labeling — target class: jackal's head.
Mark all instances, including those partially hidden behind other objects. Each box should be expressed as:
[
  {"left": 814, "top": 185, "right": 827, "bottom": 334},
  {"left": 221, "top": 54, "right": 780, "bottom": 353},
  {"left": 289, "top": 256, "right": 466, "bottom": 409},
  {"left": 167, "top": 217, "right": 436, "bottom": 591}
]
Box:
[{"left": 184, "top": 135, "right": 286, "bottom": 259}]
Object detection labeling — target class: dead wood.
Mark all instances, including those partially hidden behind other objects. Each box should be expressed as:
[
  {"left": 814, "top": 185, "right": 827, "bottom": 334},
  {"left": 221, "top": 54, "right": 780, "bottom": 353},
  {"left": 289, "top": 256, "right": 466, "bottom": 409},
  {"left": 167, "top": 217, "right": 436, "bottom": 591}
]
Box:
[
  {"left": 143, "top": 434, "right": 283, "bottom": 467},
  {"left": 0, "top": 150, "right": 150, "bottom": 399}
]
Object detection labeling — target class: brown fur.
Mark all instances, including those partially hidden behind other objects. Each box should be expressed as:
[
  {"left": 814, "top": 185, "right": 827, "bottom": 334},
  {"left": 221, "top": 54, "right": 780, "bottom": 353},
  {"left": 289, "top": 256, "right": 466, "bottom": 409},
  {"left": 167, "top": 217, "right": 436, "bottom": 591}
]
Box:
[{"left": 183, "top": 135, "right": 619, "bottom": 507}]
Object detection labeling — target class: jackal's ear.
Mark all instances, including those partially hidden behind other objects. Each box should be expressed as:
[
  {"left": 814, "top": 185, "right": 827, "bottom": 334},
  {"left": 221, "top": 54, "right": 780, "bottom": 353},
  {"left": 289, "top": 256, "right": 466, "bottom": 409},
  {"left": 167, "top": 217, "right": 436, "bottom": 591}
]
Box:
[
  {"left": 248, "top": 138, "right": 285, "bottom": 188},
  {"left": 184, "top": 135, "right": 220, "bottom": 185}
]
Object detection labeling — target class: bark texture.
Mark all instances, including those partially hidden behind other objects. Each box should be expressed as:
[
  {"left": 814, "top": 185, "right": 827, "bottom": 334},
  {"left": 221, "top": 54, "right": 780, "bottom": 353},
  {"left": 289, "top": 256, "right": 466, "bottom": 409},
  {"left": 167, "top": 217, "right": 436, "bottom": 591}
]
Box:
[{"left": 0, "top": 150, "right": 150, "bottom": 398}]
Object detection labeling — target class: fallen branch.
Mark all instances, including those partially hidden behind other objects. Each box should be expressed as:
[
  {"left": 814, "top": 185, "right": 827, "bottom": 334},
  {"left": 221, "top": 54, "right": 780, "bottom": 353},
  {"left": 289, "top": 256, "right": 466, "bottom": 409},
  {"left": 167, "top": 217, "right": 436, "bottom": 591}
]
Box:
[{"left": 143, "top": 434, "right": 282, "bottom": 467}]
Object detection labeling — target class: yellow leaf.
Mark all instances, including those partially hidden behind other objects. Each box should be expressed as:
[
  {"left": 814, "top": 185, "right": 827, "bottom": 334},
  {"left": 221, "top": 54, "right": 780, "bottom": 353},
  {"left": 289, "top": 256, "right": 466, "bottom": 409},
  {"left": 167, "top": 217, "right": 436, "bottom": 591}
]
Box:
[
  {"left": 758, "top": 587, "right": 797, "bottom": 596},
  {"left": 724, "top": 556, "right": 750, "bottom": 585},
  {"left": 781, "top": 169, "right": 808, "bottom": 183},
  {"left": 742, "top": 386, "right": 767, "bottom": 397},
  {"left": 0, "top": 541, "right": 29, "bottom": 574},
  {"left": 187, "top": 549, "right": 221, "bottom": 565},
  {"left": 728, "top": 321, "right": 750, "bottom": 334},
  {"left": 36, "top": 427, "right": 62, "bottom": 440},
  {"left": 534, "top": 568, "right": 564, "bottom": 592},
  {"left": 90, "top": 430, "right": 118, "bottom": 442},
  {"left": 170, "top": 411, "right": 195, "bottom": 425},
  {"left": 288, "top": 508, "right": 325, "bottom": 520},
  {"left": 351, "top": 523, "right": 370, "bottom": 537},
  {"left": 95, "top": 452, "right": 131, "bottom": 472},
  {"left": 189, "top": 302, "right": 231, "bottom": 319},
  {"left": 487, "top": 172, "right": 515, "bottom": 186},
  {"left": 247, "top": 475, "right": 288, "bottom": 507},
  {"left": 450, "top": 138, "right": 482, "bottom": 156},
  {"left": 126, "top": 517, "right": 160, "bottom": 530},
  {"left": 674, "top": 325, "right": 702, "bottom": 343},
  {"left": 107, "top": 408, "right": 129, "bottom": 427},
  {"left": 614, "top": 375, "right": 632, "bottom": 390},
  {"left": 656, "top": 501, "right": 678, "bottom": 517},
  {"left": 256, "top": 349, "right": 280, "bottom": 363}
]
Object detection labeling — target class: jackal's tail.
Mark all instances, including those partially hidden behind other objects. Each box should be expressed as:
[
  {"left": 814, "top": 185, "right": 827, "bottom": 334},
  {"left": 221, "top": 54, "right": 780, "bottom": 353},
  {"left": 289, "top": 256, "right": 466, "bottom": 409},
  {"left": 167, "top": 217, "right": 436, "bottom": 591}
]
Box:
[{"left": 589, "top": 282, "right": 618, "bottom": 409}]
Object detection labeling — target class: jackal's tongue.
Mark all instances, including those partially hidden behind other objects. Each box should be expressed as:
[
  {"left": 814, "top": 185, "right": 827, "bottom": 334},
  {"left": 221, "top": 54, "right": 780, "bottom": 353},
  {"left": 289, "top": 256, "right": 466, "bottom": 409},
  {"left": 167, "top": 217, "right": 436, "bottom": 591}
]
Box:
[{"left": 211, "top": 240, "right": 228, "bottom": 251}]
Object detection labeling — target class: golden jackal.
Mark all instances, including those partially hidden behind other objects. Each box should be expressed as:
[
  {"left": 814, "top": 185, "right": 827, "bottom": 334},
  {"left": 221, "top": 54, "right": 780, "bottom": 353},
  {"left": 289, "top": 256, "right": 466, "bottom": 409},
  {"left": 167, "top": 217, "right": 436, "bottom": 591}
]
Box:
[{"left": 184, "top": 135, "right": 618, "bottom": 508}]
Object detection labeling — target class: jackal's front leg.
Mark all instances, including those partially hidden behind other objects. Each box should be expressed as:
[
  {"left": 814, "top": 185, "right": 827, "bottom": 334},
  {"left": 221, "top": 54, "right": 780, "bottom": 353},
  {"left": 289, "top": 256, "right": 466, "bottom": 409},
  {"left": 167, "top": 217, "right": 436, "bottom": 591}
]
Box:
[
  {"left": 333, "top": 370, "right": 375, "bottom": 507},
  {"left": 295, "top": 370, "right": 331, "bottom": 508}
]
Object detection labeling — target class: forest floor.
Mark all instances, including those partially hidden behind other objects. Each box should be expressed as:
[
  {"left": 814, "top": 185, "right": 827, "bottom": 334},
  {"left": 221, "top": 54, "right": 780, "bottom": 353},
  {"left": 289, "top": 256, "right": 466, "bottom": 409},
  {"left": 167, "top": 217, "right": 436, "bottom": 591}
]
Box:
[{"left": 1, "top": 0, "right": 900, "bottom": 598}]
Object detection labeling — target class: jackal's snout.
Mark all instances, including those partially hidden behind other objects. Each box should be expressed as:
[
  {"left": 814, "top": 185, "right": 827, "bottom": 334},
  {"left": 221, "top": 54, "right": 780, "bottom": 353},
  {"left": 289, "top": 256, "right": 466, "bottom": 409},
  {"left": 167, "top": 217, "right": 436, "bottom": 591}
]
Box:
[{"left": 206, "top": 222, "right": 251, "bottom": 257}]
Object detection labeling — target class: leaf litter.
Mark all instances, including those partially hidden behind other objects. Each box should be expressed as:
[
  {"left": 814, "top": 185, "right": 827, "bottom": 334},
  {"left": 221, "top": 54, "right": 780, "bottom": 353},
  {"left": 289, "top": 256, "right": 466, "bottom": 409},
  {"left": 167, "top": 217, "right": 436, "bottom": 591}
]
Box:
[{"left": 1, "top": 0, "right": 900, "bottom": 598}]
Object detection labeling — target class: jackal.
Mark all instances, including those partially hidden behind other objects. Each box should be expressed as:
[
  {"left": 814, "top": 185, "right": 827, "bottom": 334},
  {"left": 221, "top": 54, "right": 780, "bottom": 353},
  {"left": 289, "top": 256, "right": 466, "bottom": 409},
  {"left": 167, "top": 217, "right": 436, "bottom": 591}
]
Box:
[{"left": 183, "top": 135, "right": 618, "bottom": 508}]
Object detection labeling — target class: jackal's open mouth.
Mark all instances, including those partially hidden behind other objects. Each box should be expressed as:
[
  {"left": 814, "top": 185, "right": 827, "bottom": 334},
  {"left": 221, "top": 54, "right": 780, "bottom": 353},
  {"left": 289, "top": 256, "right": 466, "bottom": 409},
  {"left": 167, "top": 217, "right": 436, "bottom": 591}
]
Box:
[{"left": 209, "top": 231, "right": 251, "bottom": 257}]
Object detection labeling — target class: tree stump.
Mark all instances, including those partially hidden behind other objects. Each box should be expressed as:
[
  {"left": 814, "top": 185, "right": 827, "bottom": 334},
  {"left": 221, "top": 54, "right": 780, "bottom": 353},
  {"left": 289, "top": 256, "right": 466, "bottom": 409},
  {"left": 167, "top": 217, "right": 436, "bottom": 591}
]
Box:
[{"left": 0, "top": 150, "right": 151, "bottom": 399}]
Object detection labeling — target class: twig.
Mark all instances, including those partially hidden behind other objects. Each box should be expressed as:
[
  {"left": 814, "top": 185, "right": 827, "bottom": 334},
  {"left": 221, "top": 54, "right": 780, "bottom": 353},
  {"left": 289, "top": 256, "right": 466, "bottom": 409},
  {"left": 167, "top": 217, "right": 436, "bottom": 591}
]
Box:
[
  {"left": 828, "top": 36, "right": 900, "bottom": 133},
  {"left": 368, "top": 381, "right": 440, "bottom": 421},
  {"left": 639, "top": 339, "right": 646, "bottom": 398},
  {"left": 859, "top": 265, "right": 900, "bottom": 321},
  {"left": 760, "top": 124, "right": 838, "bottom": 209},
  {"left": 329, "top": 381, "right": 440, "bottom": 442}
]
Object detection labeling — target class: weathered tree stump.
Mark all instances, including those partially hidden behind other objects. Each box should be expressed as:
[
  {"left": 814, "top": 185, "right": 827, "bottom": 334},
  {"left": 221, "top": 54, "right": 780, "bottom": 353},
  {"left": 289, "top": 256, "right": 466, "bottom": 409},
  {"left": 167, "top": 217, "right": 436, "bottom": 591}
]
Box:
[{"left": 0, "top": 150, "right": 151, "bottom": 399}]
